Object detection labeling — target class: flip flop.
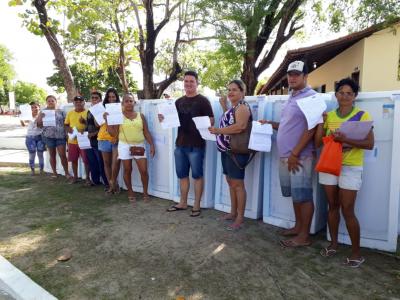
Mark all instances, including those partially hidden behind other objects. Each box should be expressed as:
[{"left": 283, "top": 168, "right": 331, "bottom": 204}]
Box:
[
  {"left": 320, "top": 247, "right": 337, "bottom": 257},
  {"left": 226, "top": 223, "right": 243, "bottom": 231},
  {"left": 190, "top": 209, "right": 201, "bottom": 217},
  {"left": 128, "top": 196, "right": 136, "bottom": 206},
  {"left": 143, "top": 195, "right": 150, "bottom": 203},
  {"left": 343, "top": 257, "right": 365, "bottom": 268},
  {"left": 166, "top": 205, "right": 187, "bottom": 212},
  {"left": 217, "top": 214, "right": 236, "bottom": 222},
  {"left": 279, "top": 239, "right": 312, "bottom": 248}
]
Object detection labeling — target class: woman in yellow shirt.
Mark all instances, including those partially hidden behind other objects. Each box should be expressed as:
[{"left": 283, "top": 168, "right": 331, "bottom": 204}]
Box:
[
  {"left": 315, "top": 78, "right": 374, "bottom": 268},
  {"left": 108, "top": 93, "right": 155, "bottom": 203},
  {"left": 98, "top": 88, "right": 121, "bottom": 194}
]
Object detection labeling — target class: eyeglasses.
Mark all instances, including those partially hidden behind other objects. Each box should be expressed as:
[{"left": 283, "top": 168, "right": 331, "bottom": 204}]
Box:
[
  {"left": 91, "top": 96, "right": 100, "bottom": 99},
  {"left": 337, "top": 91, "right": 355, "bottom": 98}
]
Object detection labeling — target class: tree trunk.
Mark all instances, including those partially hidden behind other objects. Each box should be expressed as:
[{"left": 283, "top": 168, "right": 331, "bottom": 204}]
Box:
[
  {"left": 33, "top": 0, "right": 76, "bottom": 102},
  {"left": 241, "top": 38, "right": 258, "bottom": 96}
]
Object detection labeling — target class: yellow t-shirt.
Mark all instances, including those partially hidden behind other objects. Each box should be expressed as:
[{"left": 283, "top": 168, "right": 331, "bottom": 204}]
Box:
[
  {"left": 64, "top": 110, "right": 88, "bottom": 144},
  {"left": 324, "top": 107, "right": 372, "bottom": 166},
  {"left": 98, "top": 124, "right": 117, "bottom": 143},
  {"left": 118, "top": 113, "right": 145, "bottom": 144}
]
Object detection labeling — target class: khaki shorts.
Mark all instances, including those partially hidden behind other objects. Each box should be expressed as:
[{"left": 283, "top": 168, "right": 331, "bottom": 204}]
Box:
[{"left": 319, "top": 166, "right": 363, "bottom": 191}]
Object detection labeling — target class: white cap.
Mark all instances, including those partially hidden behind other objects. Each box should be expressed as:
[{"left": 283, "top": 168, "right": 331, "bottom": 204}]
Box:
[{"left": 287, "top": 61, "right": 306, "bottom": 73}]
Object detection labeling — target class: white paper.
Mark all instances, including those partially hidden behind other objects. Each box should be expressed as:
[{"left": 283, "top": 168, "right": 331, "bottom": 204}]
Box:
[
  {"left": 192, "top": 116, "right": 216, "bottom": 141},
  {"left": 339, "top": 121, "right": 373, "bottom": 140},
  {"left": 297, "top": 94, "right": 327, "bottom": 129},
  {"left": 105, "top": 103, "right": 123, "bottom": 125},
  {"left": 68, "top": 127, "right": 78, "bottom": 140},
  {"left": 89, "top": 102, "right": 106, "bottom": 126},
  {"left": 19, "top": 104, "right": 32, "bottom": 121},
  {"left": 248, "top": 121, "right": 272, "bottom": 152},
  {"left": 157, "top": 102, "right": 180, "bottom": 129},
  {"left": 42, "top": 109, "right": 56, "bottom": 127},
  {"left": 77, "top": 132, "right": 91, "bottom": 149}
]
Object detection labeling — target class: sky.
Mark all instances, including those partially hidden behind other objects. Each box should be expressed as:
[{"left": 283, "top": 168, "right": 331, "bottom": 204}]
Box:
[{"left": 0, "top": 1, "right": 345, "bottom": 96}]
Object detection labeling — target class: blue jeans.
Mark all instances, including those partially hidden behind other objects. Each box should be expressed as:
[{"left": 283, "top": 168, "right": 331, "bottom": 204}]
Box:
[
  {"left": 85, "top": 147, "right": 108, "bottom": 186},
  {"left": 25, "top": 135, "right": 45, "bottom": 170},
  {"left": 221, "top": 151, "right": 249, "bottom": 180},
  {"left": 174, "top": 146, "right": 205, "bottom": 179}
]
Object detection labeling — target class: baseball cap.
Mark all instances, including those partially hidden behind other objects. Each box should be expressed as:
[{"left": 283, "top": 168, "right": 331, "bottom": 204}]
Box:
[
  {"left": 287, "top": 60, "right": 308, "bottom": 74},
  {"left": 73, "top": 96, "right": 85, "bottom": 102}
]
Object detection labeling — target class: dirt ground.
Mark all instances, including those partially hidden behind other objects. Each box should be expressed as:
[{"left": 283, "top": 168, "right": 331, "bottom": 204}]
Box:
[{"left": 0, "top": 167, "right": 399, "bottom": 300}]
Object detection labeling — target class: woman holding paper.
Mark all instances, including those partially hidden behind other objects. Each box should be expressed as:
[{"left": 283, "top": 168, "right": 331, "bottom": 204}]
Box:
[
  {"left": 107, "top": 93, "right": 155, "bottom": 203},
  {"left": 36, "top": 95, "right": 70, "bottom": 179},
  {"left": 208, "top": 80, "right": 251, "bottom": 230},
  {"left": 20, "top": 101, "right": 46, "bottom": 175},
  {"left": 315, "top": 78, "right": 374, "bottom": 268},
  {"left": 98, "top": 88, "right": 121, "bottom": 194}
]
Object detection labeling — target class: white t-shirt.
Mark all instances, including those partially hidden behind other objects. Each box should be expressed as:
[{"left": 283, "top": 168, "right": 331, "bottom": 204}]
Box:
[{"left": 26, "top": 118, "right": 43, "bottom": 136}]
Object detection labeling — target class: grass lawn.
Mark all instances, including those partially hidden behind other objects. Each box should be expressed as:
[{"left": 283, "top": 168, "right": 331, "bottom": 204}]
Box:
[{"left": 0, "top": 167, "right": 399, "bottom": 299}]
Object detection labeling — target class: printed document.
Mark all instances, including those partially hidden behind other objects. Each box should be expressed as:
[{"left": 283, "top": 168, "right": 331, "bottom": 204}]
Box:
[
  {"left": 105, "top": 103, "right": 123, "bottom": 125},
  {"left": 249, "top": 121, "right": 273, "bottom": 152},
  {"left": 77, "top": 132, "right": 91, "bottom": 149},
  {"left": 19, "top": 104, "right": 32, "bottom": 121},
  {"left": 89, "top": 102, "right": 106, "bottom": 126},
  {"left": 157, "top": 102, "right": 180, "bottom": 129},
  {"left": 42, "top": 109, "right": 56, "bottom": 127},
  {"left": 339, "top": 121, "right": 373, "bottom": 140},
  {"left": 297, "top": 94, "right": 327, "bottom": 129},
  {"left": 192, "top": 116, "right": 216, "bottom": 141}
]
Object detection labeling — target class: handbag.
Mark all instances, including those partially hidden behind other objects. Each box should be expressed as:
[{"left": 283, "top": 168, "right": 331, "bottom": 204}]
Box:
[
  {"left": 121, "top": 116, "right": 146, "bottom": 157},
  {"left": 228, "top": 101, "right": 256, "bottom": 169},
  {"left": 315, "top": 135, "right": 342, "bottom": 176}
]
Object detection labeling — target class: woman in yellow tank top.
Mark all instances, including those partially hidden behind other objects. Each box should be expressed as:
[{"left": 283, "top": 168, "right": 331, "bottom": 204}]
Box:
[
  {"left": 108, "top": 93, "right": 155, "bottom": 203},
  {"left": 98, "top": 88, "right": 121, "bottom": 194}
]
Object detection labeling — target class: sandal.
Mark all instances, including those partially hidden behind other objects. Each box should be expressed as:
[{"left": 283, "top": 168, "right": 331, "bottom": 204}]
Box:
[
  {"left": 279, "top": 239, "right": 312, "bottom": 248},
  {"left": 320, "top": 247, "right": 337, "bottom": 257},
  {"left": 343, "top": 257, "right": 365, "bottom": 268},
  {"left": 128, "top": 196, "right": 136, "bottom": 206},
  {"left": 226, "top": 223, "right": 243, "bottom": 231},
  {"left": 190, "top": 209, "right": 201, "bottom": 217},
  {"left": 143, "top": 194, "right": 150, "bottom": 203},
  {"left": 166, "top": 205, "right": 187, "bottom": 212}
]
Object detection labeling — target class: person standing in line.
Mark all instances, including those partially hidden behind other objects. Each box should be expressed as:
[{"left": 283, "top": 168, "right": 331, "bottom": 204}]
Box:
[
  {"left": 107, "top": 93, "right": 155, "bottom": 203},
  {"left": 98, "top": 88, "right": 121, "bottom": 194},
  {"left": 36, "top": 95, "right": 70, "bottom": 179},
  {"left": 315, "top": 78, "right": 374, "bottom": 267},
  {"left": 159, "top": 71, "right": 214, "bottom": 217},
  {"left": 20, "top": 101, "right": 46, "bottom": 175},
  {"left": 64, "top": 95, "right": 90, "bottom": 185},
  {"left": 260, "top": 60, "right": 316, "bottom": 247},
  {"left": 85, "top": 91, "right": 108, "bottom": 187}
]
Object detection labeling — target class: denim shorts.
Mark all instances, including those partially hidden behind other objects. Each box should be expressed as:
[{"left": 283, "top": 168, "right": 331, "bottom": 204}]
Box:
[
  {"left": 221, "top": 151, "right": 249, "bottom": 180},
  {"left": 98, "top": 140, "right": 118, "bottom": 153},
  {"left": 279, "top": 156, "right": 314, "bottom": 202},
  {"left": 174, "top": 146, "right": 205, "bottom": 179},
  {"left": 25, "top": 135, "right": 46, "bottom": 153},
  {"left": 43, "top": 137, "right": 66, "bottom": 149}
]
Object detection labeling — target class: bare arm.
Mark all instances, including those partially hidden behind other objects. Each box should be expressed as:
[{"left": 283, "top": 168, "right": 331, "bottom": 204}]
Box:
[
  {"left": 314, "top": 123, "right": 325, "bottom": 148},
  {"left": 259, "top": 119, "right": 279, "bottom": 130},
  {"left": 141, "top": 113, "right": 155, "bottom": 157},
  {"left": 209, "top": 105, "right": 250, "bottom": 135}
]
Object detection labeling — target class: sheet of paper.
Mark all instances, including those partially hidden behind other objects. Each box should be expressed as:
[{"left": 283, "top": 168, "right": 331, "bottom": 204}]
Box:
[
  {"left": 157, "top": 102, "right": 180, "bottom": 129},
  {"left": 192, "top": 116, "right": 216, "bottom": 141},
  {"left": 19, "top": 104, "right": 32, "bottom": 121},
  {"left": 77, "top": 132, "right": 91, "bottom": 149},
  {"left": 105, "top": 103, "right": 123, "bottom": 125},
  {"left": 296, "top": 94, "right": 327, "bottom": 129},
  {"left": 42, "top": 109, "right": 56, "bottom": 127},
  {"left": 68, "top": 127, "right": 78, "bottom": 140},
  {"left": 339, "top": 121, "right": 373, "bottom": 140},
  {"left": 252, "top": 121, "right": 273, "bottom": 135},
  {"left": 248, "top": 121, "right": 272, "bottom": 152},
  {"left": 89, "top": 102, "right": 106, "bottom": 126}
]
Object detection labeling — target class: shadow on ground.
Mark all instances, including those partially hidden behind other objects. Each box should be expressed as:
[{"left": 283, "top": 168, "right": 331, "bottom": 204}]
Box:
[{"left": 0, "top": 167, "right": 399, "bottom": 300}]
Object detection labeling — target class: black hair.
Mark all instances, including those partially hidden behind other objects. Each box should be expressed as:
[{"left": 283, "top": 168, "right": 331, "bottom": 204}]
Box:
[
  {"left": 335, "top": 78, "right": 359, "bottom": 96},
  {"left": 184, "top": 70, "right": 198, "bottom": 81},
  {"left": 45, "top": 95, "right": 57, "bottom": 102},
  {"left": 228, "top": 79, "right": 246, "bottom": 94},
  {"left": 91, "top": 91, "right": 102, "bottom": 99},
  {"left": 103, "top": 87, "right": 120, "bottom": 106},
  {"left": 29, "top": 101, "right": 40, "bottom": 106}
]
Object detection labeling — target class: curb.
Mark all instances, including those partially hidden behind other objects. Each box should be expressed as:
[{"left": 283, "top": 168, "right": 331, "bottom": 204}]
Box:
[{"left": 0, "top": 256, "right": 57, "bottom": 300}]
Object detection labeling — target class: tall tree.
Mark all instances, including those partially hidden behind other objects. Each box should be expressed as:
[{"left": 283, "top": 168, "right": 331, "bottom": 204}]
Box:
[
  {"left": 0, "top": 44, "right": 16, "bottom": 105},
  {"left": 198, "top": 0, "right": 400, "bottom": 95},
  {"left": 10, "top": 0, "right": 77, "bottom": 101},
  {"left": 14, "top": 81, "right": 47, "bottom": 104}
]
